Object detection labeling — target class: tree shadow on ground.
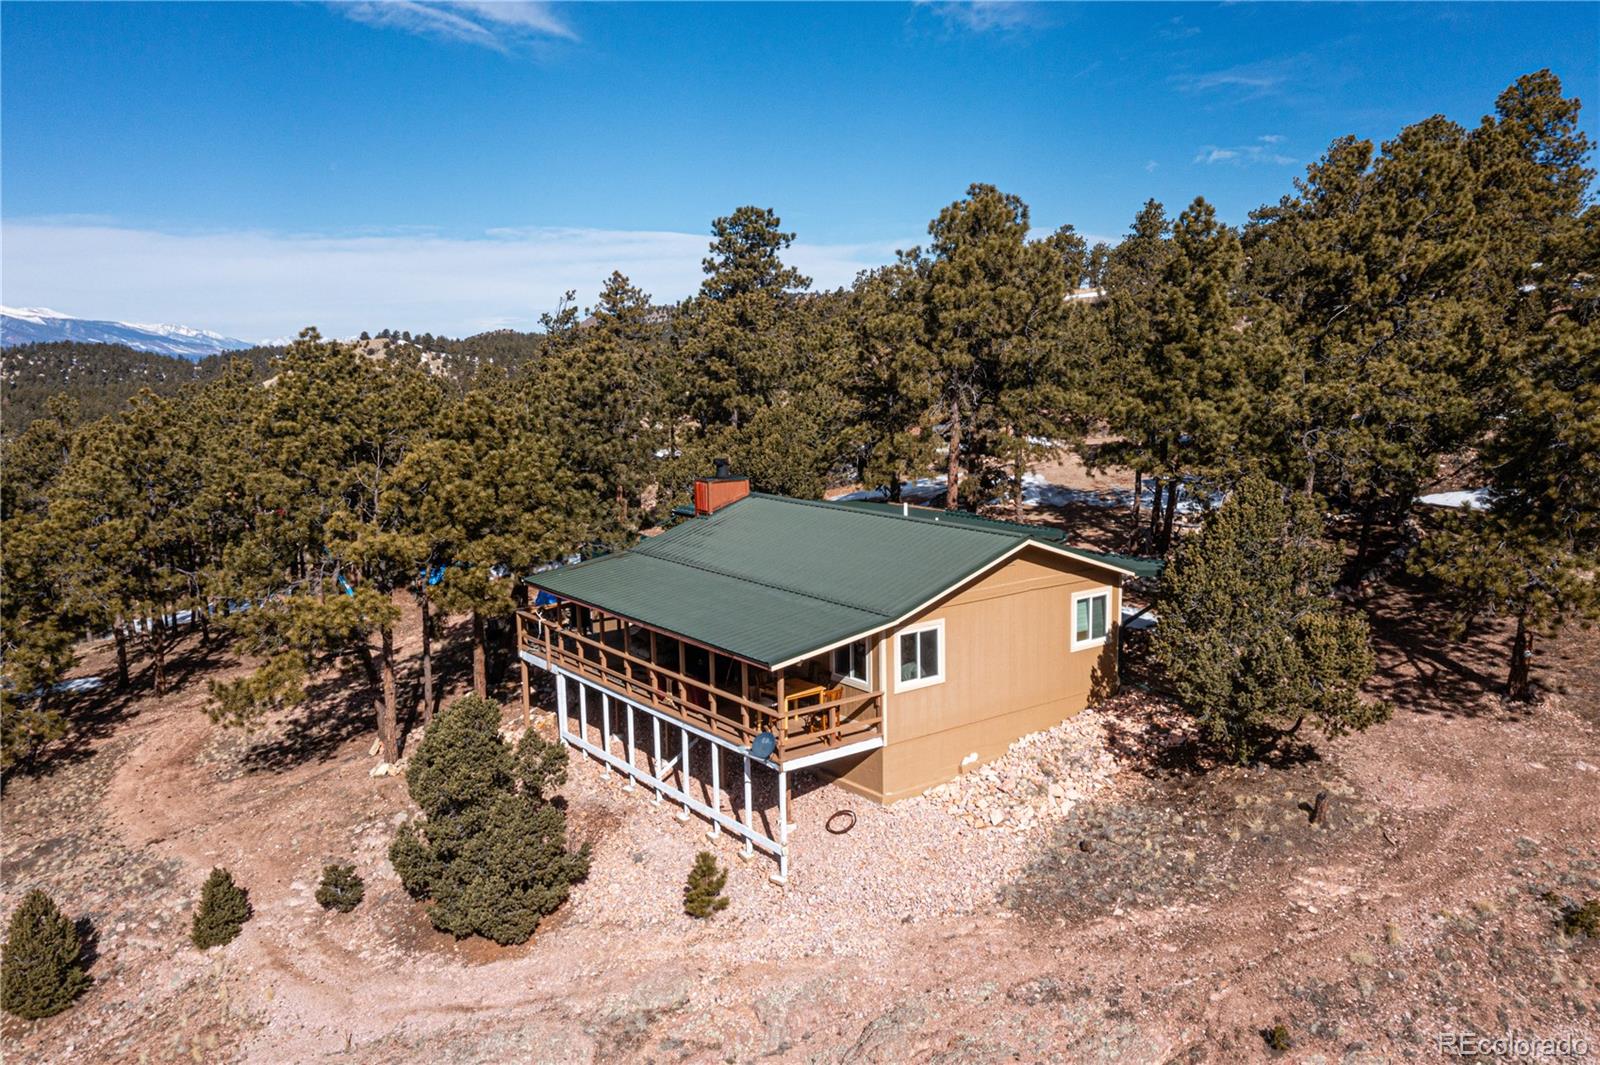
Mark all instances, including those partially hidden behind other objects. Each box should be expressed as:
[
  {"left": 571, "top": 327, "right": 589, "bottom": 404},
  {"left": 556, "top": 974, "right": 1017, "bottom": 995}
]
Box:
[
  {"left": 1360, "top": 573, "right": 1534, "bottom": 720},
  {"left": 236, "top": 655, "right": 378, "bottom": 774},
  {"left": 997, "top": 499, "right": 1151, "bottom": 555},
  {"left": 4, "top": 629, "right": 225, "bottom": 789},
  {"left": 1098, "top": 699, "right": 1323, "bottom": 783}
]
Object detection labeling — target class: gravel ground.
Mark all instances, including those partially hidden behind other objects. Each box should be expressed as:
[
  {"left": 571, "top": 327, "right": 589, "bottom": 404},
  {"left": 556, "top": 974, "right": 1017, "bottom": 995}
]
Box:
[
  {"left": 544, "top": 694, "right": 1130, "bottom": 962},
  {"left": 6, "top": 589, "right": 1599, "bottom": 1064}
]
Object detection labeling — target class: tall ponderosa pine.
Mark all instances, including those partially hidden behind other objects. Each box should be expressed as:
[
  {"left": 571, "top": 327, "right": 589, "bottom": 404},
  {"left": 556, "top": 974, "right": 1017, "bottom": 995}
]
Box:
[
  {"left": 1415, "top": 207, "right": 1599, "bottom": 699},
  {"left": 0, "top": 401, "right": 82, "bottom": 767},
  {"left": 921, "top": 184, "right": 1086, "bottom": 512},
  {"left": 1099, "top": 197, "right": 1279, "bottom": 551},
  {"left": 1151, "top": 475, "right": 1387, "bottom": 762},
  {"left": 536, "top": 271, "right": 665, "bottom": 544},
  {"left": 396, "top": 384, "right": 594, "bottom": 703},
  {"left": 672, "top": 207, "right": 847, "bottom": 498},
  {"left": 842, "top": 255, "right": 941, "bottom": 501},
  {"left": 208, "top": 329, "right": 442, "bottom": 762}
]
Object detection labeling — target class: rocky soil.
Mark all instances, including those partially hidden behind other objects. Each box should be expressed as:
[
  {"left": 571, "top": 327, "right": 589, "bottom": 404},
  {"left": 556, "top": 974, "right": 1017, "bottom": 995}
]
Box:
[{"left": 2, "top": 577, "right": 1598, "bottom": 1063}]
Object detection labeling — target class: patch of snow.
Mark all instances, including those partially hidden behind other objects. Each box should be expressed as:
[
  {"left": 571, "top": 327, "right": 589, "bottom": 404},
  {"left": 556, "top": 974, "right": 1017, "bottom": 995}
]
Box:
[
  {"left": 1121, "top": 605, "right": 1157, "bottom": 631},
  {"left": 1416, "top": 488, "right": 1492, "bottom": 511},
  {"left": 1021, "top": 473, "right": 1224, "bottom": 515}
]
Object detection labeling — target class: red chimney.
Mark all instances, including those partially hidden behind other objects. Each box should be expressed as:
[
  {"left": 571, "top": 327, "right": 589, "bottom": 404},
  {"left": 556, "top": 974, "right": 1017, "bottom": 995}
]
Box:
[{"left": 693, "top": 458, "right": 750, "bottom": 515}]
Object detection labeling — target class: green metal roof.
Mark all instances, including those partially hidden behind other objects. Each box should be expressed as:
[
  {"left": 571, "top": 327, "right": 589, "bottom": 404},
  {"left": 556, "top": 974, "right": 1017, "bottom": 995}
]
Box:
[{"left": 527, "top": 493, "right": 1147, "bottom": 667}]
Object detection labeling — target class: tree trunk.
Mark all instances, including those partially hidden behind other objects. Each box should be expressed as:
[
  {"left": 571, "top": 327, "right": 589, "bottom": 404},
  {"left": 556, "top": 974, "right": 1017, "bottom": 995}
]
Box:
[
  {"left": 419, "top": 596, "right": 435, "bottom": 723},
  {"left": 1507, "top": 612, "right": 1534, "bottom": 702},
  {"left": 889, "top": 472, "right": 902, "bottom": 505},
  {"left": 472, "top": 611, "right": 489, "bottom": 699},
  {"left": 1160, "top": 480, "right": 1180, "bottom": 553},
  {"left": 377, "top": 627, "right": 400, "bottom": 763},
  {"left": 114, "top": 624, "right": 130, "bottom": 690},
  {"left": 150, "top": 614, "right": 167, "bottom": 696},
  {"left": 1013, "top": 454, "right": 1025, "bottom": 522},
  {"left": 1131, "top": 470, "right": 1144, "bottom": 545},
  {"left": 945, "top": 401, "right": 962, "bottom": 511},
  {"left": 1148, "top": 476, "right": 1165, "bottom": 542}
]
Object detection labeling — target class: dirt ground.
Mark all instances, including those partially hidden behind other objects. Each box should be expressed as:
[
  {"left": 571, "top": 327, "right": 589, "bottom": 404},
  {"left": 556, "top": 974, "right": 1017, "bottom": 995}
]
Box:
[{"left": 4, "top": 461, "right": 1598, "bottom": 1064}]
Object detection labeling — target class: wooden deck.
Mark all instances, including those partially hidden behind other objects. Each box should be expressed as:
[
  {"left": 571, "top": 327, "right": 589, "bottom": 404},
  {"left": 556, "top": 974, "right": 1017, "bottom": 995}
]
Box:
[{"left": 516, "top": 605, "right": 883, "bottom": 764}]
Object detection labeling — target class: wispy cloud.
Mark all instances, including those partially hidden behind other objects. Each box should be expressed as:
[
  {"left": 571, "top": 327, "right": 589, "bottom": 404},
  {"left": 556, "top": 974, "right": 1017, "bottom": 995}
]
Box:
[
  {"left": 1157, "top": 16, "right": 1200, "bottom": 41},
  {"left": 337, "top": 1, "right": 575, "bottom": 52},
  {"left": 1192, "top": 140, "right": 1296, "bottom": 167},
  {"left": 0, "top": 221, "right": 908, "bottom": 342},
  {"left": 918, "top": 1, "right": 1047, "bottom": 35},
  {"left": 1171, "top": 55, "right": 1310, "bottom": 101}
]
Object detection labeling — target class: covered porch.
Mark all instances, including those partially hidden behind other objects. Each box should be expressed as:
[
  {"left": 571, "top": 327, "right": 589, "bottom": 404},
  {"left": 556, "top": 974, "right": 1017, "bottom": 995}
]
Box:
[{"left": 515, "top": 600, "right": 884, "bottom": 765}]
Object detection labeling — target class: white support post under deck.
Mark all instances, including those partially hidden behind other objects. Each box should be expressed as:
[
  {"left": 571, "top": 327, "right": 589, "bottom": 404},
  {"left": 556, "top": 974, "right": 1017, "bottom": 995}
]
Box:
[{"left": 520, "top": 648, "right": 880, "bottom": 886}]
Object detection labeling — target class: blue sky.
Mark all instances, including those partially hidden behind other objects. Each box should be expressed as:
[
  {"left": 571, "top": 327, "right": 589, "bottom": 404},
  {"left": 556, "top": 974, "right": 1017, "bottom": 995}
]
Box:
[{"left": 3, "top": 2, "right": 1595, "bottom": 340}]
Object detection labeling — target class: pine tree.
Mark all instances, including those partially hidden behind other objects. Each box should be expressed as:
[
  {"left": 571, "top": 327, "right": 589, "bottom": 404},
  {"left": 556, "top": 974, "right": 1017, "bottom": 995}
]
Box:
[
  {"left": 1100, "top": 197, "right": 1277, "bottom": 551},
  {"left": 315, "top": 864, "right": 366, "bottom": 913},
  {"left": 671, "top": 206, "right": 845, "bottom": 498},
  {"left": 535, "top": 272, "right": 666, "bottom": 544},
  {"left": 389, "top": 696, "right": 590, "bottom": 944},
  {"left": 190, "top": 868, "right": 252, "bottom": 949},
  {"left": 396, "top": 385, "right": 595, "bottom": 702},
  {"left": 1415, "top": 206, "right": 1599, "bottom": 699},
  {"left": 1151, "top": 474, "right": 1388, "bottom": 762},
  {"left": 682, "top": 851, "right": 730, "bottom": 919},
  {"left": 841, "top": 256, "right": 941, "bottom": 501},
  {"left": 207, "top": 329, "right": 442, "bottom": 761},
  {"left": 921, "top": 184, "right": 1092, "bottom": 513},
  {"left": 1, "top": 890, "right": 90, "bottom": 1020}
]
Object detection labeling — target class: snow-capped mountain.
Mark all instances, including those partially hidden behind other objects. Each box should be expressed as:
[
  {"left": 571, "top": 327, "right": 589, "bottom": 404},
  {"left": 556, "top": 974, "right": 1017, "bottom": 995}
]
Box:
[{"left": 0, "top": 306, "right": 255, "bottom": 359}]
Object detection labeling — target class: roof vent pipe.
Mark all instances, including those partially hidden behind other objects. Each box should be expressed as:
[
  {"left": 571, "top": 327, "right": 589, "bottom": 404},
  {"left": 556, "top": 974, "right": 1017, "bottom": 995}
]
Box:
[{"left": 902, "top": 501, "right": 909, "bottom": 517}]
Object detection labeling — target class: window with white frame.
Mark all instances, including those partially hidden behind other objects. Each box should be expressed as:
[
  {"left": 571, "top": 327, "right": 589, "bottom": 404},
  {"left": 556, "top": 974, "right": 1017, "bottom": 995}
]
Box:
[
  {"left": 895, "top": 619, "right": 944, "bottom": 692},
  {"left": 832, "top": 638, "right": 870, "bottom": 688},
  {"left": 1071, "top": 588, "right": 1111, "bottom": 650}
]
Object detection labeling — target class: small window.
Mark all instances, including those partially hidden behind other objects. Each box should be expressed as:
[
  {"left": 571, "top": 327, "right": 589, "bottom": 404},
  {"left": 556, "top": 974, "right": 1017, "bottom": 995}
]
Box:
[
  {"left": 832, "top": 638, "right": 870, "bottom": 688},
  {"left": 895, "top": 620, "right": 944, "bottom": 692},
  {"left": 1072, "top": 589, "right": 1111, "bottom": 650}
]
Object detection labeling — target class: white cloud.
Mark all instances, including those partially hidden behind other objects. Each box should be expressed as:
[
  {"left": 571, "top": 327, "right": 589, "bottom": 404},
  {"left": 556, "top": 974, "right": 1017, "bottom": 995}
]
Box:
[
  {"left": 918, "top": 1, "right": 1045, "bottom": 34},
  {"left": 337, "top": 1, "right": 575, "bottom": 52},
  {"left": 1193, "top": 142, "right": 1295, "bottom": 167},
  {"left": 0, "top": 222, "right": 908, "bottom": 342},
  {"left": 1258, "top": 133, "right": 1285, "bottom": 144},
  {"left": 1171, "top": 56, "right": 1311, "bottom": 101}
]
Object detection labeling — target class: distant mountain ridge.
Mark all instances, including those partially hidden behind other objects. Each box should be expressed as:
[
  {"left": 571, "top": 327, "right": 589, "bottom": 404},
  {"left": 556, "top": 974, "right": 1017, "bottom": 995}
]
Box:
[{"left": 0, "top": 306, "right": 254, "bottom": 359}]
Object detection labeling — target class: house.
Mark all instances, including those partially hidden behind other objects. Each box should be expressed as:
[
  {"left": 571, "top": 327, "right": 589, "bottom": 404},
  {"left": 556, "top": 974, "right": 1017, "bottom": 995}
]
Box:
[{"left": 516, "top": 468, "right": 1152, "bottom": 881}]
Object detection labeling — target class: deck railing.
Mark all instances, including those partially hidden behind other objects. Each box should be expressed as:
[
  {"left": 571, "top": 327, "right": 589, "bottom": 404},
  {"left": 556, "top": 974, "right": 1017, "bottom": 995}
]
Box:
[{"left": 516, "top": 607, "right": 882, "bottom": 762}]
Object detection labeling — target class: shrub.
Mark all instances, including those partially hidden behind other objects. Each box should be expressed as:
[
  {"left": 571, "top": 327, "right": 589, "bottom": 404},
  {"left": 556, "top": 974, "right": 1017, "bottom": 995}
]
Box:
[
  {"left": 1, "top": 890, "right": 90, "bottom": 1019},
  {"left": 315, "top": 863, "right": 365, "bottom": 913},
  {"left": 1151, "top": 474, "right": 1389, "bottom": 763},
  {"left": 1559, "top": 898, "right": 1600, "bottom": 938},
  {"left": 1263, "top": 1024, "right": 1293, "bottom": 1053},
  {"left": 388, "top": 696, "right": 589, "bottom": 945},
  {"left": 683, "top": 851, "right": 730, "bottom": 919},
  {"left": 190, "top": 868, "right": 252, "bottom": 949}
]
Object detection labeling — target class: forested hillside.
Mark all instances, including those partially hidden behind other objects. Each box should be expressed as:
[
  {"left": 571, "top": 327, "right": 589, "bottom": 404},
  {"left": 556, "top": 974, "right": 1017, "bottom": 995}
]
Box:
[
  {"left": 2, "top": 71, "right": 1595, "bottom": 773},
  {"left": 1, "top": 341, "right": 281, "bottom": 432}
]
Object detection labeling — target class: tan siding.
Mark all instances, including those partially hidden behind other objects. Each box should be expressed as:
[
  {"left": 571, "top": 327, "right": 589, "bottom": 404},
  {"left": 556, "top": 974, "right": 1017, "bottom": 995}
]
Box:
[{"left": 821, "top": 544, "right": 1120, "bottom": 802}]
